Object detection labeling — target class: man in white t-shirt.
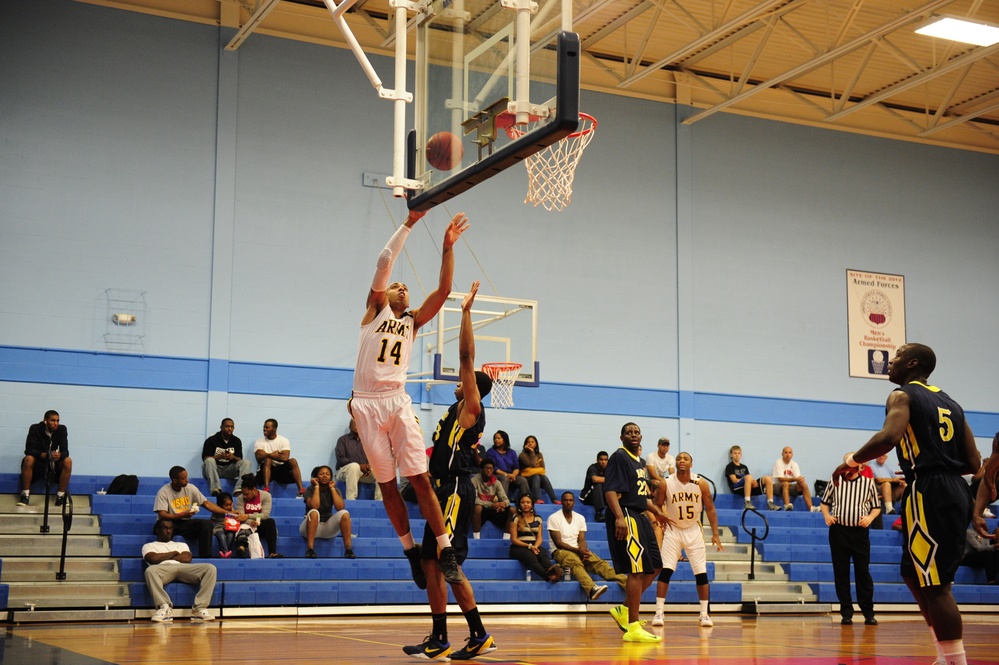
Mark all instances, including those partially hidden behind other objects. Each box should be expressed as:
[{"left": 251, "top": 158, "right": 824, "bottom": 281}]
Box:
[
  {"left": 771, "top": 446, "right": 818, "bottom": 511},
  {"left": 547, "top": 492, "right": 625, "bottom": 601},
  {"left": 254, "top": 418, "right": 305, "bottom": 497},
  {"left": 142, "top": 519, "right": 217, "bottom": 622},
  {"left": 646, "top": 437, "right": 676, "bottom": 492}
]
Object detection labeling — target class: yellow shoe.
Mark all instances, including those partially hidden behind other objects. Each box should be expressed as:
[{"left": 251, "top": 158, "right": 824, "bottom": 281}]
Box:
[
  {"left": 623, "top": 621, "right": 662, "bottom": 643},
  {"left": 609, "top": 605, "right": 629, "bottom": 632}
]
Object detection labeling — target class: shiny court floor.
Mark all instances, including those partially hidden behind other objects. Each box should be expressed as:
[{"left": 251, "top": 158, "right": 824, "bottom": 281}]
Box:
[{"left": 4, "top": 613, "right": 999, "bottom": 664}]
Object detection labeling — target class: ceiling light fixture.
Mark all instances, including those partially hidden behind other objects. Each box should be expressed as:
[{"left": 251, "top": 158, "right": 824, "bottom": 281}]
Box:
[{"left": 915, "top": 16, "right": 999, "bottom": 47}]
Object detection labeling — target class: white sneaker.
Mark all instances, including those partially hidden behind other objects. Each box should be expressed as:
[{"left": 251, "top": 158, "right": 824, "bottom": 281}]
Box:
[
  {"left": 151, "top": 605, "right": 173, "bottom": 623},
  {"left": 810, "top": 506, "right": 821, "bottom": 513},
  {"left": 699, "top": 614, "right": 713, "bottom": 627},
  {"left": 651, "top": 610, "right": 664, "bottom": 626},
  {"left": 984, "top": 508, "right": 996, "bottom": 519},
  {"left": 190, "top": 608, "right": 215, "bottom": 621}
]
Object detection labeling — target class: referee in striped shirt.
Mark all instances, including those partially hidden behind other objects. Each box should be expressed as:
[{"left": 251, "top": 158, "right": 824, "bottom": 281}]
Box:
[{"left": 820, "top": 452, "right": 882, "bottom": 626}]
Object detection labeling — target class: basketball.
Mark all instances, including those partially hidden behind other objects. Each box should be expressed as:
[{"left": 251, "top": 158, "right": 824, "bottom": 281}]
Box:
[{"left": 425, "top": 131, "right": 463, "bottom": 171}]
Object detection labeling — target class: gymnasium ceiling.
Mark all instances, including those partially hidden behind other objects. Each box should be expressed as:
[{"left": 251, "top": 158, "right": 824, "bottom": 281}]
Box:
[{"left": 79, "top": 0, "right": 999, "bottom": 155}]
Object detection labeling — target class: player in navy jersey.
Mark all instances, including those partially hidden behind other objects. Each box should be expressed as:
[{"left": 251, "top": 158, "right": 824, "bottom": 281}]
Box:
[
  {"left": 833, "top": 343, "right": 980, "bottom": 665},
  {"left": 403, "top": 282, "right": 496, "bottom": 662},
  {"left": 604, "top": 422, "right": 670, "bottom": 643}
]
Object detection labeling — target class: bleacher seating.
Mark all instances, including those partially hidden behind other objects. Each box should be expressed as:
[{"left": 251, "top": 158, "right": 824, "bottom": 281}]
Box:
[{"left": 3, "top": 472, "right": 998, "bottom": 612}]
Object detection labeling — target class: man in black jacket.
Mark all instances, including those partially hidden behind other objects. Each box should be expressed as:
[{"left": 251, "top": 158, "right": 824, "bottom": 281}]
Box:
[{"left": 19, "top": 410, "right": 73, "bottom": 506}]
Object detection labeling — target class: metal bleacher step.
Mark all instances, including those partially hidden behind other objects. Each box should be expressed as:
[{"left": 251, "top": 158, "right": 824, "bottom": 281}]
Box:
[
  {"left": 0, "top": 556, "right": 121, "bottom": 582},
  {"left": 711, "top": 560, "right": 787, "bottom": 582},
  {"left": 741, "top": 580, "right": 820, "bottom": 603},
  {"left": 0, "top": 493, "right": 92, "bottom": 512},
  {"left": 5, "top": 580, "right": 131, "bottom": 609},
  {"left": 0, "top": 534, "right": 110, "bottom": 557},
  {"left": 0, "top": 513, "right": 102, "bottom": 535}
]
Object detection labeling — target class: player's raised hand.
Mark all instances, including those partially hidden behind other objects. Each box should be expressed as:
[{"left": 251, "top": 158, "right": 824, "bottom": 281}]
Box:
[
  {"left": 443, "top": 212, "right": 469, "bottom": 248},
  {"left": 462, "top": 281, "right": 480, "bottom": 312}
]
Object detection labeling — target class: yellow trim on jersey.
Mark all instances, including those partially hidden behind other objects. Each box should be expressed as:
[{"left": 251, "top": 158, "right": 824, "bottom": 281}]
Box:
[{"left": 908, "top": 380, "right": 940, "bottom": 392}]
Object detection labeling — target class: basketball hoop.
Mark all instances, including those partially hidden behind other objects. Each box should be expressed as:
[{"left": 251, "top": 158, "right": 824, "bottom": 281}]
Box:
[
  {"left": 502, "top": 112, "right": 597, "bottom": 212},
  {"left": 482, "top": 362, "right": 523, "bottom": 409}
]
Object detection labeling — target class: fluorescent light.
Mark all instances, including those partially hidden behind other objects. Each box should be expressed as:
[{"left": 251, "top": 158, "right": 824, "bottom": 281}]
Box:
[{"left": 915, "top": 16, "right": 999, "bottom": 47}]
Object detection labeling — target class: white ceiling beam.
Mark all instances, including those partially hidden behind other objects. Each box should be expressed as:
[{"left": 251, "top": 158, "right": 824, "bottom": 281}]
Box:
[
  {"left": 826, "top": 42, "right": 999, "bottom": 121},
  {"left": 920, "top": 99, "right": 999, "bottom": 136},
  {"left": 619, "top": 0, "right": 805, "bottom": 89},
  {"left": 681, "top": 0, "right": 957, "bottom": 125},
  {"left": 225, "top": 0, "right": 281, "bottom": 51}
]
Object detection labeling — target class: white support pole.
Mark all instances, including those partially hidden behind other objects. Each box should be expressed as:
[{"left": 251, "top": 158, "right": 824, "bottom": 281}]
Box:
[
  {"left": 392, "top": 3, "right": 409, "bottom": 198},
  {"left": 515, "top": 6, "right": 532, "bottom": 124}
]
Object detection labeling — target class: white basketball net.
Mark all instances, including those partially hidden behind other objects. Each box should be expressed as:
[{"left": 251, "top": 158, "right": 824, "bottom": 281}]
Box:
[
  {"left": 506, "top": 113, "right": 597, "bottom": 212},
  {"left": 482, "top": 363, "right": 522, "bottom": 409}
]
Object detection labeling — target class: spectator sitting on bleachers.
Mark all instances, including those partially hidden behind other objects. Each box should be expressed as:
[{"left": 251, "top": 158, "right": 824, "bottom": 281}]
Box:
[
  {"left": 519, "top": 436, "right": 559, "bottom": 504},
  {"left": 143, "top": 518, "right": 216, "bottom": 622},
  {"left": 471, "top": 460, "right": 511, "bottom": 539},
  {"left": 867, "top": 453, "right": 906, "bottom": 515},
  {"left": 253, "top": 418, "right": 305, "bottom": 497},
  {"left": 580, "top": 451, "right": 608, "bottom": 523},
  {"left": 725, "top": 445, "right": 776, "bottom": 511},
  {"left": 201, "top": 417, "right": 252, "bottom": 497},
  {"left": 509, "top": 494, "right": 561, "bottom": 582},
  {"left": 645, "top": 437, "right": 675, "bottom": 493},
  {"left": 210, "top": 492, "right": 239, "bottom": 558},
  {"left": 771, "top": 446, "right": 819, "bottom": 512},
  {"left": 334, "top": 418, "right": 382, "bottom": 501},
  {"left": 972, "top": 431, "right": 999, "bottom": 538},
  {"left": 153, "top": 466, "right": 227, "bottom": 558},
  {"left": 486, "top": 430, "right": 529, "bottom": 504},
  {"left": 962, "top": 527, "right": 999, "bottom": 585},
  {"left": 548, "top": 491, "right": 624, "bottom": 600},
  {"left": 18, "top": 409, "right": 73, "bottom": 507},
  {"left": 301, "top": 465, "right": 353, "bottom": 559},
  {"left": 235, "top": 474, "right": 282, "bottom": 558}
]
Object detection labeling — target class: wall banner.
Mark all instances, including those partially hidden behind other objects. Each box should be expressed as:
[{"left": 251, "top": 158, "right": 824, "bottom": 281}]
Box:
[{"left": 846, "top": 269, "right": 905, "bottom": 379}]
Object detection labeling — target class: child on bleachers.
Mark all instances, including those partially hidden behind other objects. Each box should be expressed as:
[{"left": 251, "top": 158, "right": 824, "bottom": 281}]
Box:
[{"left": 211, "top": 492, "right": 240, "bottom": 558}]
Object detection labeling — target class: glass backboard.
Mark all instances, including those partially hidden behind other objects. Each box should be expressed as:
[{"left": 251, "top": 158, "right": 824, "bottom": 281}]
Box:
[{"left": 407, "top": 0, "right": 579, "bottom": 211}]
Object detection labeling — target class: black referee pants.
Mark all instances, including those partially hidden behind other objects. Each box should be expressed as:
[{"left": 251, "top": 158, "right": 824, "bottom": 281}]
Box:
[{"left": 829, "top": 523, "right": 874, "bottom": 619}]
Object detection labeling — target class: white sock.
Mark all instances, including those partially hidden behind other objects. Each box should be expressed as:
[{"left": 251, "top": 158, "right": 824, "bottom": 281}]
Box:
[
  {"left": 399, "top": 532, "right": 415, "bottom": 550},
  {"left": 939, "top": 640, "right": 966, "bottom": 665},
  {"left": 655, "top": 598, "right": 665, "bottom": 611},
  {"left": 23, "top": 490, "right": 30, "bottom": 497},
  {"left": 57, "top": 491, "right": 65, "bottom": 497},
  {"left": 700, "top": 600, "right": 709, "bottom": 615},
  {"left": 472, "top": 532, "right": 480, "bottom": 539},
  {"left": 930, "top": 627, "right": 945, "bottom": 663},
  {"left": 885, "top": 501, "right": 893, "bottom": 513},
  {"left": 435, "top": 533, "right": 452, "bottom": 551}
]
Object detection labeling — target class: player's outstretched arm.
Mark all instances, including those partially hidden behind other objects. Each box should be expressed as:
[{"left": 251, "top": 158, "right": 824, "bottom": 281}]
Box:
[
  {"left": 362, "top": 209, "right": 427, "bottom": 324},
  {"left": 456, "top": 281, "right": 482, "bottom": 429},
  {"left": 835, "top": 391, "right": 911, "bottom": 485},
  {"left": 411, "top": 212, "right": 469, "bottom": 330}
]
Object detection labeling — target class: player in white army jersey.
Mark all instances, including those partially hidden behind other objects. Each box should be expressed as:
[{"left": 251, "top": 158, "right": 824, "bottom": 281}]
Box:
[
  {"left": 350, "top": 208, "right": 470, "bottom": 589},
  {"left": 652, "top": 451, "right": 724, "bottom": 628}
]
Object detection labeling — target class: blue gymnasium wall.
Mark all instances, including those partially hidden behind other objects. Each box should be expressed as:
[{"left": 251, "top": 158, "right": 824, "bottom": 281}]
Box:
[{"left": 1, "top": 0, "right": 998, "bottom": 493}]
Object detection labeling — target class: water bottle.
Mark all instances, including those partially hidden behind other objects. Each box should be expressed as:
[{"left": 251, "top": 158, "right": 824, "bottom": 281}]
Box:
[{"left": 526, "top": 569, "right": 532, "bottom": 581}]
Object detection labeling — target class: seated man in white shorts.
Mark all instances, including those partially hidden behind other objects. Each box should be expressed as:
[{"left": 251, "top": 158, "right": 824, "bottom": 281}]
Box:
[
  {"left": 652, "top": 451, "right": 724, "bottom": 628},
  {"left": 300, "top": 465, "right": 354, "bottom": 559}
]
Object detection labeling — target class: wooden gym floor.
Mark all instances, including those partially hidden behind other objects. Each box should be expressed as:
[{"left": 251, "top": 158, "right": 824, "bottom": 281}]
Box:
[{"left": 3, "top": 613, "right": 999, "bottom": 664}]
